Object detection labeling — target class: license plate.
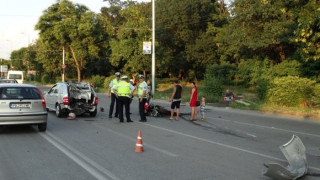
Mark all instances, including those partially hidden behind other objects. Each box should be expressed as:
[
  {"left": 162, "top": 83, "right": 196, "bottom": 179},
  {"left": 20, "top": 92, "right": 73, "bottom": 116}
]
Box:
[{"left": 10, "top": 103, "right": 31, "bottom": 109}]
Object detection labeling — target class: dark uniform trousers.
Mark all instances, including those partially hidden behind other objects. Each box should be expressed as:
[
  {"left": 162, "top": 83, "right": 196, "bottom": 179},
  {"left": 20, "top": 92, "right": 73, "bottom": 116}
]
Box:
[
  {"left": 139, "top": 98, "right": 147, "bottom": 121},
  {"left": 118, "top": 96, "right": 131, "bottom": 122},
  {"left": 109, "top": 93, "right": 119, "bottom": 117}
]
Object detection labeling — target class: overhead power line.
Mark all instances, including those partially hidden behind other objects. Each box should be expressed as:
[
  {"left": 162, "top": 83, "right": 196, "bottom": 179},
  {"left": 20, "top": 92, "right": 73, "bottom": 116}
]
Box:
[{"left": 0, "top": 14, "right": 41, "bottom": 17}]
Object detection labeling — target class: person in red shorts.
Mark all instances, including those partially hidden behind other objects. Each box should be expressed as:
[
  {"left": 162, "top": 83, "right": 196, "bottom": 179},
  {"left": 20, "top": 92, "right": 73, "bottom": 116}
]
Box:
[{"left": 189, "top": 82, "right": 198, "bottom": 121}]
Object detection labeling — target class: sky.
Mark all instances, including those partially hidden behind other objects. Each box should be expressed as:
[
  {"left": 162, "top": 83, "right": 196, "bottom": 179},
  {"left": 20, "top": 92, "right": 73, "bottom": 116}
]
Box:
[{"left": 0, "top": 0, "right": 148, "bottom": 59}]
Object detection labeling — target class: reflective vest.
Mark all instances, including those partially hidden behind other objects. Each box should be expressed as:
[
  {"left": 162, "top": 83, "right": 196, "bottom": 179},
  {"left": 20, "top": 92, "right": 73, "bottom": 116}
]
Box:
[
  {"left": 117, "top": 81, "right": 130, "bottom": 97},
  {"left": 111, "top": 78, "right": 118, "bottom": 93},
  {"left": 138, "top": 81, "right": 148, "bottom": 98}
]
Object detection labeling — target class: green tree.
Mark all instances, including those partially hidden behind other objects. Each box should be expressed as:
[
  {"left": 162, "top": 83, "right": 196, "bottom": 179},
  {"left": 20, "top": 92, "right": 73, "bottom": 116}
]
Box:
[
  {"left": 217, "top": 0, "right": 306, "bottom": 63},
  {"left": 35, "top": 0, "right": 109, "bottom": 82},
  {"left": 10, "top": 48, "right": 27, "bottom": 71},
  {"left": 186, "top": 6, "right": 229, "bottom": 79},
  {"left": 24, "top": 44, "right": 41, "bottom": 71},
  {"left": 35, "top": 39, "right": 63, "bottom": 78},
  {"left": 293, "top": 0, "right": 320, "bottom": 61},
  {"left": 104, "top": 2, "right": 152, "bottom": 77},
  {"left": 156, "top": 0, "right": 219, "bottom": 79}
]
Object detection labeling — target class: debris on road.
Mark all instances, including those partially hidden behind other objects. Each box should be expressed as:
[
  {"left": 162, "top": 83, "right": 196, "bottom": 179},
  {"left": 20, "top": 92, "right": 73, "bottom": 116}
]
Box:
[
  {"left": 147, "top": 103, "right": 171, "bottom": 117},
  {"left": 263, "top": 135, "right": 308, "bottom": 180},
  {"left": 147, "top": 103, "right": 190, "bottom": 117},
  {"left": 67, "top": 112, "right": 76, "bottom": 120}
]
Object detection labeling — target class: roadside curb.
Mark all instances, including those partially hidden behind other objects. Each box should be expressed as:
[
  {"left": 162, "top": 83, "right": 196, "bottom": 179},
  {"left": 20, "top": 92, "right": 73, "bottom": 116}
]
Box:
[
  {"left": 148, "top": 99, "right": 320, "bottom": 123},
  {"left": 96, "top": 93, "right": 320, "bottom": 123}
]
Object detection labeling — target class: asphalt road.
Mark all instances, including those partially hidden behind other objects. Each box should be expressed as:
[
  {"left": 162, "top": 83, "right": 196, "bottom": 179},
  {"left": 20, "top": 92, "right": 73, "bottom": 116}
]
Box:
[{"left": 0, "top": 92, "right": 320, "bottom": 180}]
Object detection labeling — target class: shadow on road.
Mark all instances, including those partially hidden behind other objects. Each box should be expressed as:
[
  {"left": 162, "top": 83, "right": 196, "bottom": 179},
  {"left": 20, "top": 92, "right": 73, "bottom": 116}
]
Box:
[
  {"left": 0, "top": 125, "right": 37, "bottom": 134},
  {"left": 179, "top": 115, "right": 256, "bottom": 139}
]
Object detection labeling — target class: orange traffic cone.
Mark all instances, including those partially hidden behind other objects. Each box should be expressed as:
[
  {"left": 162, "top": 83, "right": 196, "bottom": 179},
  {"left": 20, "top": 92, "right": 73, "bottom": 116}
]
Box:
[{"left": 135, "top": 130, "right": 144, "bottom": 153}]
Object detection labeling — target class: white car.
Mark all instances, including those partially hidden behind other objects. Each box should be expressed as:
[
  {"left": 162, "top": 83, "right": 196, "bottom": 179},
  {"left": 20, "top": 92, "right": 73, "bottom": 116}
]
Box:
[{"left": 44, "top": 82, "right": 98, "bottom": 117}]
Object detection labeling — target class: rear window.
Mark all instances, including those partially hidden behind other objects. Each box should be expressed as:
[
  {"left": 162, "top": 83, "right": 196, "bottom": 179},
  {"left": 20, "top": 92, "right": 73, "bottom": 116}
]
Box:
[
  {"left": 9, "top": 74, "right": 22, "bottom": 80},
  {"left": 0, "top": 87, "right": 41, "bottom": 100},
  {"left": 0, "top": 80, "right": 17, "bottom": 83}
]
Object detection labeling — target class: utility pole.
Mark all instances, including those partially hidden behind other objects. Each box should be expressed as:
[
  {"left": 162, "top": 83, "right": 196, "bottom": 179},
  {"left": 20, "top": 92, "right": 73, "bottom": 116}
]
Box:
[
  {"left": 62, "top": 47, "right": 65, "bottom": 82},
  {"left": 0, "top": 58, "right": 2, "bottom": 78},
  {"left": 152, "top": 0, "right": 156, "bottom": 95}
]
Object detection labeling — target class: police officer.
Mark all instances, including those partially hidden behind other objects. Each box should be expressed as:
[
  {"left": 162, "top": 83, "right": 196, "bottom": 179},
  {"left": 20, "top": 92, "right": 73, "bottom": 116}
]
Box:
[
  {"left": 113, "top": 75, "right": 135, "bottom": 123},
  {"left": 129, "top": 79, "right": 136, "bottom": 114},
  {"left": 108, "top": 72, "right": 120, "bottom": 118},
  {"left": 138, "top": 75, "right": 148, "bottom": 122}
]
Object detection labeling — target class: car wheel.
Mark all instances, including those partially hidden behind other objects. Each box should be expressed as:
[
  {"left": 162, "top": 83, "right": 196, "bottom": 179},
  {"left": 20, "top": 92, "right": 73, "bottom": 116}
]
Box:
[
  {"left": 89, "top": 108, "right": 97, "bottom": 117},
  {"left": 38, "top": 123, "right": 47, "bottom": 132},
  {"left": 56, "top": 104, "right": 63, "bottom": 118}
]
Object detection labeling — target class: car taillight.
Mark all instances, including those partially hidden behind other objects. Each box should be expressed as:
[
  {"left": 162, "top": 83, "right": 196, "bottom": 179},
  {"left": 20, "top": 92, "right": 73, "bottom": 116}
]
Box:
[
  {"left": 36, "top": 88, "right": 46, "bottom": 107},
  {"left": 42, "top": 99, "right": 46, "bottom": 107},
  {"left": 63, "top": 96, "right": 69, "bottom": 105},
  {"left": 94, "top": 97, "right": 98, "bottom": 105}
]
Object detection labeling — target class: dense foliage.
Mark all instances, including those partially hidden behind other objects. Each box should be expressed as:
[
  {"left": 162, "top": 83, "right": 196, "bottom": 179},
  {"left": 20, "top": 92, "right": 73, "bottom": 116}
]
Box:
[
  {"left": 202, "top": 72, "right": 224, "bottom": 103},
  {"left": 267, "top": 76, "right": 318, "bottom": 107},
  {"left": 91, "top": 75, "right": 105, "bottom": 88}
]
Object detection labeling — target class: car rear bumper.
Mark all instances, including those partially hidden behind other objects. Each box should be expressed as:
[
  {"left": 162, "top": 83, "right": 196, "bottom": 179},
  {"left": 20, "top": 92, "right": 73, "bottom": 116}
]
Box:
[
  {"left": 61, "top": 104, "right": 96, "bottom": 112},
  {"left": 0, "top": 112, "right": 48, "bottom": 125}
]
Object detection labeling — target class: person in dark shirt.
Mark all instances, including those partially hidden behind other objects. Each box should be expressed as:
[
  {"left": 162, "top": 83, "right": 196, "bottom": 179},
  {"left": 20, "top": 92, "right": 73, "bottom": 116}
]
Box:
[
  {"left": 224, "top": 89, "right": 234, "bottom": 102},
  {"left": 169, "top": 80, "right": 182, "bottom": 121}
]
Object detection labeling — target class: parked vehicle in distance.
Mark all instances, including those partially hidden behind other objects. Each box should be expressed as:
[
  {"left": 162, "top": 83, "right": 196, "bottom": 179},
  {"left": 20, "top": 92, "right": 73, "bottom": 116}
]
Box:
[
  {"left": 7, "top": 71, "right": 24, "bottom": 84},
  {"left": 44, "top": 81, "right": 98, "bottom": 117},
  {"left": 0, "top": 84, "right": 48, "bottom": 131},
  {"left": 0, "top": 79, "right": 18, "bottom": 84}
]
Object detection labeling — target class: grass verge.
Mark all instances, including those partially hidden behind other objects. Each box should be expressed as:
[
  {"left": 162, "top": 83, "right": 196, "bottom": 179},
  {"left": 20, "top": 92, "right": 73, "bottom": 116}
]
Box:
[{"left": 260, "top": 104, "right": 320, "bottom": 120}]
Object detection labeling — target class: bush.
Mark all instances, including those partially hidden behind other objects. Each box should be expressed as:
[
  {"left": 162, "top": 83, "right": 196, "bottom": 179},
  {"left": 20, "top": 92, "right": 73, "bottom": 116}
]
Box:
[
  {"left": 267, "top": 76, "right": 316, "bottom": 107},
  {"left": 104, "top": 76, "right": 114, "bottom": 89},
  {"left": 273, "top": 60, "right": 300, "bottom": 77},
  {"left": 236, "top": 58, "right": 301, "bottom": 86},
  {"left": 256, "top": 79, "right": 269, "bottom": 101},
  {"left": 91, "top": 75, "right": 105, "bottom": 88},
  {"left": 206, "top": 64, "right": 237, "bottom": 85},
  {"left": 35, "top": 75, "right": 41, "bottom": 82},
  {"left": 27, "top": 74, "right": 35, "bottom": 81},
  {"left": 236, "top": 58, "right": 262, "bottom": 86},
  {"left": 55, "top": 76, "right": 62, "bottom": 83},
  {"left": 41, "top": 74, "right": 51, "bottom": 84},
  {"left": 202, "top": 75, "right": 224, "bottom": 103},
  {"left": 311, "top": 84, "right": 320, "bottom": 107}
]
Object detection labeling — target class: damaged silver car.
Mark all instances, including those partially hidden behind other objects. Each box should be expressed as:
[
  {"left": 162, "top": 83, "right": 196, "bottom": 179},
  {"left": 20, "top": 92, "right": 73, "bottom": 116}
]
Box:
[{"left": 44, "top": 81, "right": 98, "bottom": 117}]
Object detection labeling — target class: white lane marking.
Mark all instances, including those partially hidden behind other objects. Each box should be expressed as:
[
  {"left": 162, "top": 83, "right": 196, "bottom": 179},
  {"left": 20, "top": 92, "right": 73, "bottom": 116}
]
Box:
[
  {"left": 137, "top": 122, "right": 320, "bottom": 172},
  {"left": 40, "top": 131, "right": 121, "bottom": 180},
  {"left": 246, "top": 133, "right": 257, "bottom": 138},
  {"left": 208, "top": 117, "right": 320, "bottom": 138},
  {"left": 95, "top": 124, "right": 177, "bottom": 157}
]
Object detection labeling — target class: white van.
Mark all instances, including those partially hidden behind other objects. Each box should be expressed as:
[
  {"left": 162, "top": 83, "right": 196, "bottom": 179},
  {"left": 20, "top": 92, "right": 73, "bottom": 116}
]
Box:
[{"left": 7, "top": 71, "right": 24, "bottom": 84}]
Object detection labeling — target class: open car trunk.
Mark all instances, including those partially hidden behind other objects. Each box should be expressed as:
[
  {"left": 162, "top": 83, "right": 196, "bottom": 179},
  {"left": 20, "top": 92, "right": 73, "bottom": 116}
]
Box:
[{"left": 67, "top": 82, "right": 96, "bottom": 115}]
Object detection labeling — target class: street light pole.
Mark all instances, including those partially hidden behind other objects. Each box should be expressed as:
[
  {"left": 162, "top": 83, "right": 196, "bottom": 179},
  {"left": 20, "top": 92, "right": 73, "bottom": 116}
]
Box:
[
  {"left": 62, "top": 46, "right": 65, "bottom": 82},
  {"left": 152, "top": 0, "right": 156, "bottom": 95}
]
